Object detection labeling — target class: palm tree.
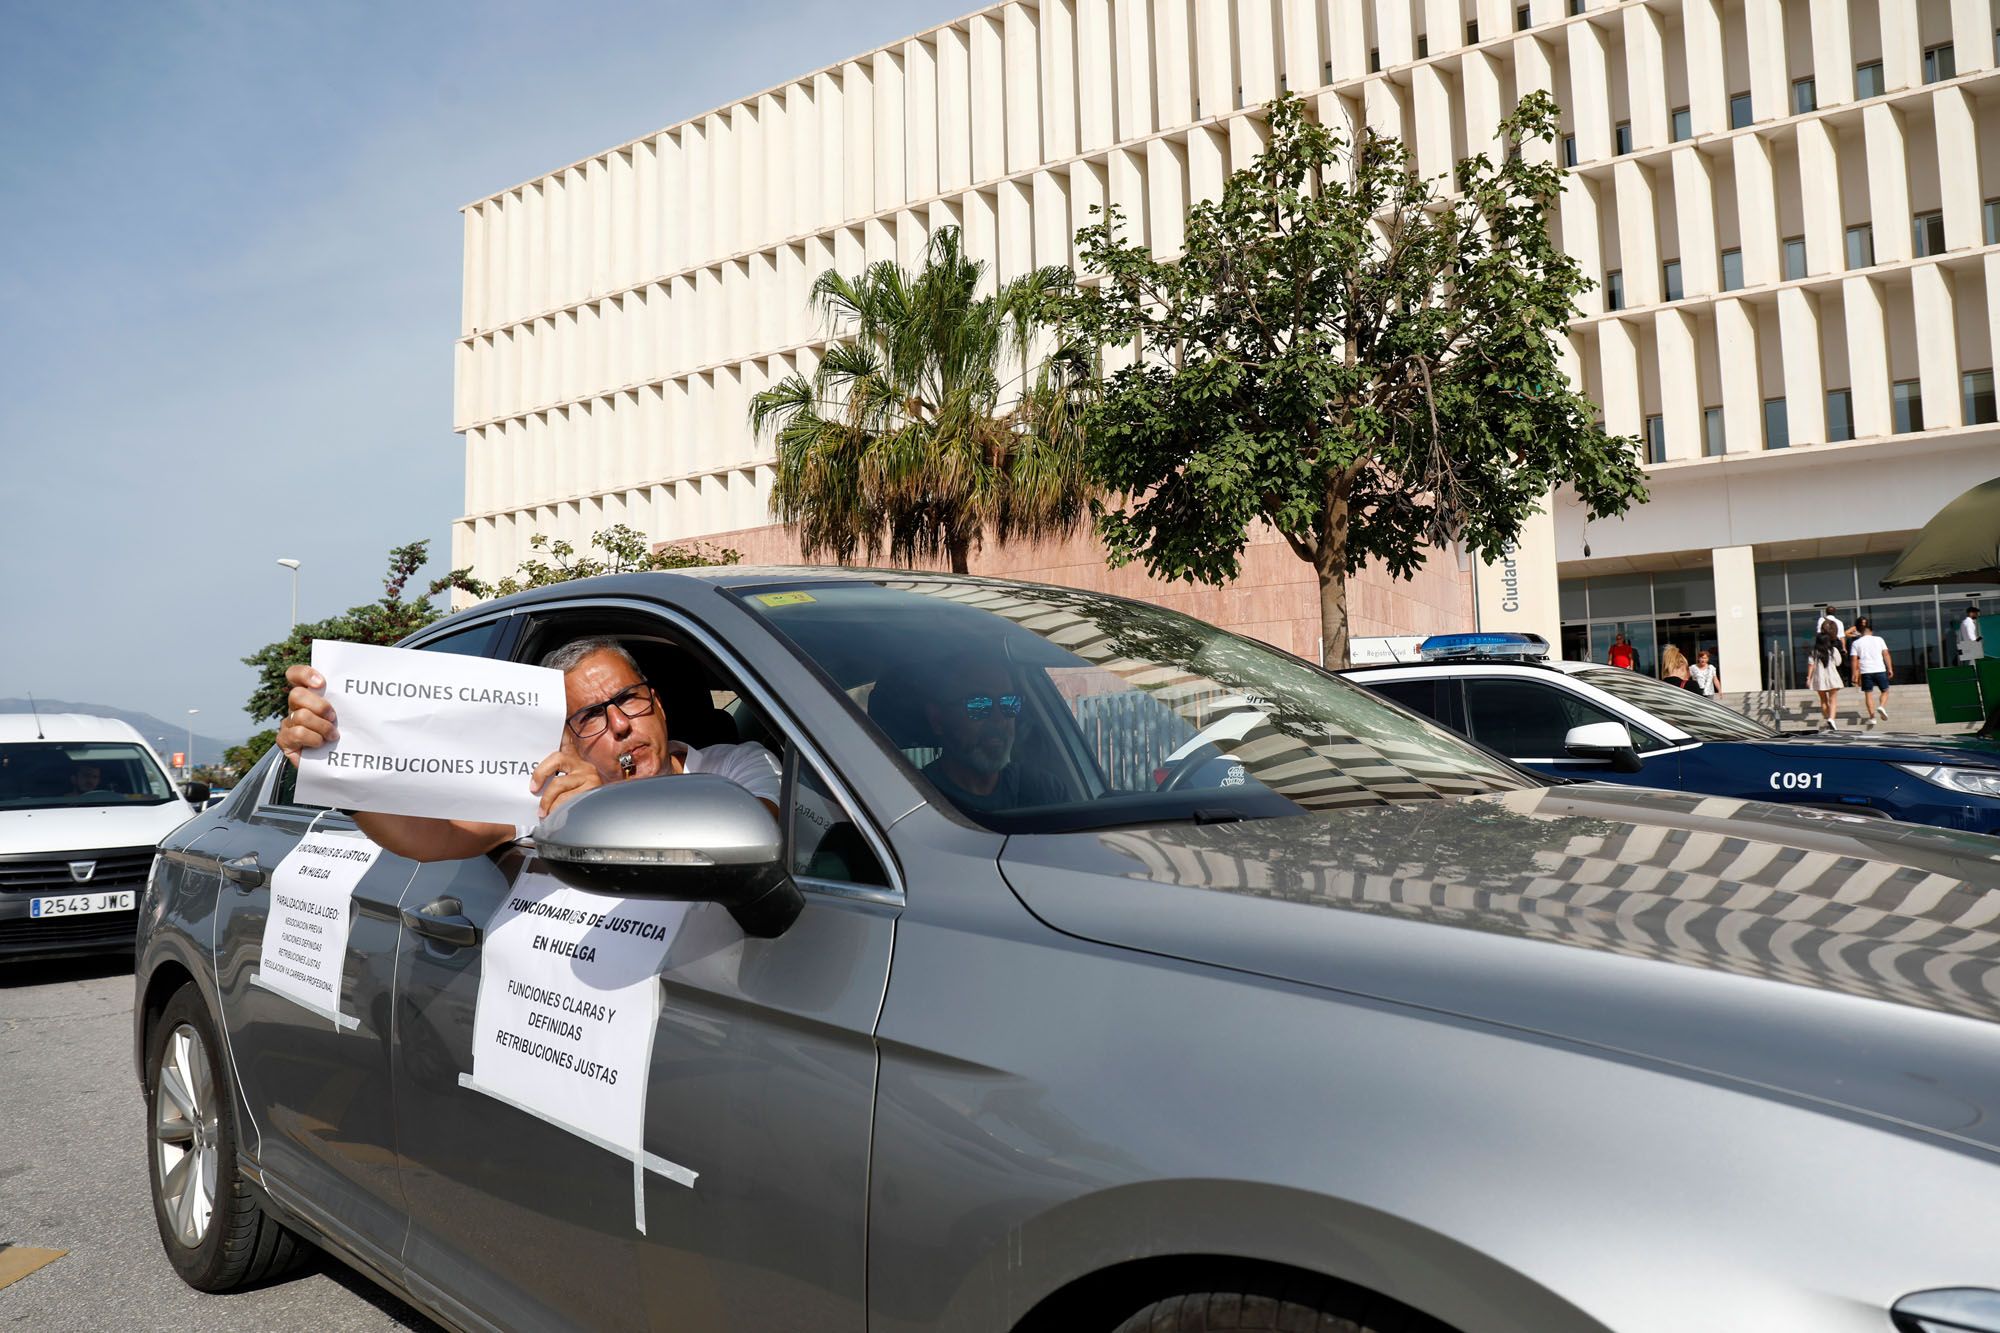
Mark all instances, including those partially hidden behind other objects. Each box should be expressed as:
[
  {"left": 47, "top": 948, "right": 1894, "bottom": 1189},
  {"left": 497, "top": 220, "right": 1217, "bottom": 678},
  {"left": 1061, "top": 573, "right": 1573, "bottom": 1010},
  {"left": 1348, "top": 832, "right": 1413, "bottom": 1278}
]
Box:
[{"left": 748, "top": 226, "right": 1095, "bottom": 574}]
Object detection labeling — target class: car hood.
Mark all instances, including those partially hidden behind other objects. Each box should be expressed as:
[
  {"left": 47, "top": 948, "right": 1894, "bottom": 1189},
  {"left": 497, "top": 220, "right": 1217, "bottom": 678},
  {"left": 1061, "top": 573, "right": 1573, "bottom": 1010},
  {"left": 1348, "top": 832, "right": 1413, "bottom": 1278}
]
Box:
[
  {"left": 1000, "top": 785, "right": 2000, "bottom": 1156},
  {"left": 1752, "top": 731, "right": 2000, "bottom": 764},
  {"left": 0, "top": 801, "right": 195, "bottom": 855}
]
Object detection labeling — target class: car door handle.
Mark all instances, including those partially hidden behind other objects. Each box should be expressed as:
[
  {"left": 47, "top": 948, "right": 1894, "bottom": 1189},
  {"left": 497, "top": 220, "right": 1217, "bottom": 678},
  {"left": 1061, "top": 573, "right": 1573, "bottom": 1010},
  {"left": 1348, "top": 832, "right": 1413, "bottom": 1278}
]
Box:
[
  {"left": 221, "top": 853, "right": 265, "bottom": 891},
  {"left": 400, "top": 897, "right": 482, "bottom": 948}
]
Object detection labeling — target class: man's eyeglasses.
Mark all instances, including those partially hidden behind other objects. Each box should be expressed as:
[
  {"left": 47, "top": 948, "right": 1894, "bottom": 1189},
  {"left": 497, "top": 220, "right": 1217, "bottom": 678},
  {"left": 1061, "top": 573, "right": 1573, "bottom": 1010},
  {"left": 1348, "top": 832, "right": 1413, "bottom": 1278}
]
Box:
[
  {"left": 957, "top": 693, "right": 1023, "bottom": 721},
  {"left": 567, "top": 684, "right": 657, "bottom": 739}
]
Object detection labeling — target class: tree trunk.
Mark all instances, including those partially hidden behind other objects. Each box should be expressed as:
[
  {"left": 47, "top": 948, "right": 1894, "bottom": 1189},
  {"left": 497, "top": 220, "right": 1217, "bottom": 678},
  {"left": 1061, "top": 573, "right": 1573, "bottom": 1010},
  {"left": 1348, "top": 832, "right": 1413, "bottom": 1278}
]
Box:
[
  {"left": 948, "top": 537, "right": 972, "bottom": 575},
  {"left": 1317, "top": 482, "right": 1354, "bottom": 670},
  {"left": 1318, "top": 564, "right": 1351, "bottom": 670}
]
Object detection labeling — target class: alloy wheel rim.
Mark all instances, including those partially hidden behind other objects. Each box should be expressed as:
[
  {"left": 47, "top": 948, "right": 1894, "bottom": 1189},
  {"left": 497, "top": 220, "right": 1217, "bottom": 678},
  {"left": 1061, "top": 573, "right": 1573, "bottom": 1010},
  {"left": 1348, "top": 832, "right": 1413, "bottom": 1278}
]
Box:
[{"left": 153, "top": 1022, "right": 218, "bottom": 1247}]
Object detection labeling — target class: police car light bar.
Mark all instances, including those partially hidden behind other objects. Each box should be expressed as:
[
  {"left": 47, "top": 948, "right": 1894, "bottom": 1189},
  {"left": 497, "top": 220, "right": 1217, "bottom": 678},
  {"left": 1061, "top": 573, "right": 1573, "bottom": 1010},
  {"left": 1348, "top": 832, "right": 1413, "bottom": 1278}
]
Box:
[{"left": 1417, "top": 632, "right": 1551, "bottom": 662}]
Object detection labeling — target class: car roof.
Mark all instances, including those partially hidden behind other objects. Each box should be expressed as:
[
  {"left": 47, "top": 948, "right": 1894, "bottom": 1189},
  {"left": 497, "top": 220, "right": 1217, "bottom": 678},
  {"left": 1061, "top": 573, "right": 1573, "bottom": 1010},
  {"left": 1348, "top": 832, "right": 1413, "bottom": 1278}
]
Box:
[
  {"left": 0, "top": 713, "right": 151, "bottom": 744},
  {"left": 444, "top": 565, "right": 1226, "bottom": 623},
  {"left": 1340, "top": 658, "right": 1597, "bottom": 677}
]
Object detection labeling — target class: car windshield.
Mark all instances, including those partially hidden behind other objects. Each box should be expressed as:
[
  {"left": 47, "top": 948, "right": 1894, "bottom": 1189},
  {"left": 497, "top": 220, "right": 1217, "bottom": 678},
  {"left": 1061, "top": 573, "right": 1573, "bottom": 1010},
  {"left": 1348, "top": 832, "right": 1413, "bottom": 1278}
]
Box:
[
  {"left": 1569, "top": 666, "right": 1775, "bottom": 741},
  {"left": 737, "top": 577, "right": 1534, "bottom": 833},
  {"left": 0, "top": 741, "right": 180, "bottom": 809}
]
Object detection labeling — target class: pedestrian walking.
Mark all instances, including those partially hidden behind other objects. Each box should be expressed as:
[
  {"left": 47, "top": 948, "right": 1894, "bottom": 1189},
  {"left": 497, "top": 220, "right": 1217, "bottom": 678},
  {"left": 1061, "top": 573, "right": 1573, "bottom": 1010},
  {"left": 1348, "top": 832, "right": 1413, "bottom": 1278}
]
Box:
[
  {"left": 1819, "top": 605, "right": 1846, "bottom": 639},
  {"left": 1807, "top": 625, "right": 1845, "bottom": 729},
  {"left": 1608, "top": 632, "right": 1636, "bottom": 670},
  {"left": 1848, "top": 617, "right": 1892, "bottom": 728},
  {"left": 1960, "top": 605, "right": 1984, "bottom": 663},
  {"left": 1660, "top": 644, "right": 1692, "bottom": 689},
  {"left": 1688, "top": 649, "right": 1721, "bottom": 697}
]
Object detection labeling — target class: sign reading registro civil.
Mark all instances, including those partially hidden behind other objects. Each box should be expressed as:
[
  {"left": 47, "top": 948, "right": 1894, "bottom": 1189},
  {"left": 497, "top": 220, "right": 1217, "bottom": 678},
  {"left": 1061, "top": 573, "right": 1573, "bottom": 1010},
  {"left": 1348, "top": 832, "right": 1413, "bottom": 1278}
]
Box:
[
  {"left": 295, "top": 640, "right": 566, "bottom": 828},
  {"left": 251, "top": 829, "right": 383, "bottom": 1030},
  {"left": 459, "top": 864, "right": 697, "bottom": 1232}
]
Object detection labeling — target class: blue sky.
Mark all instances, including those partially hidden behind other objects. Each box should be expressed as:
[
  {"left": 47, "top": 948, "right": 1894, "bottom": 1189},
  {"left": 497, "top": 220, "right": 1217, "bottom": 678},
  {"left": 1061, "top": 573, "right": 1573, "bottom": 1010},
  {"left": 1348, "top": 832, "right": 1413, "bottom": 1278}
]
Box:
[{"left": 0, "top": 0, "right": 949, "bottom": 753}]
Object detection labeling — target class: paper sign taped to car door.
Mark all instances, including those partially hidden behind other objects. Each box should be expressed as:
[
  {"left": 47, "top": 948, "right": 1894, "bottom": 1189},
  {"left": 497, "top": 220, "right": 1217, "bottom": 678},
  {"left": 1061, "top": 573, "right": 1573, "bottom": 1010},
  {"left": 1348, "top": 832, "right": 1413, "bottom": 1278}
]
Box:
[
  {"left": 251, "top": 830, "right": 383, "bottom": 1029},
  {"left": 295, "top": 640, "right": 565, "bottom": 828},
  {"left": 459, "top": 864, "right": 698, "bottom": 1229}
]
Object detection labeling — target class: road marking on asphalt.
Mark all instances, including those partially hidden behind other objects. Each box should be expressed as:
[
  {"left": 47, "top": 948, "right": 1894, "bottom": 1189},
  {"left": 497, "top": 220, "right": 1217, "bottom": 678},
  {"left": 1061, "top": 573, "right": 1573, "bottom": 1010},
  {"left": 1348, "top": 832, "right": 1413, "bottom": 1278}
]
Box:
[{"left": 0, "top": 1245, "right": 65, "bottom": 1290}]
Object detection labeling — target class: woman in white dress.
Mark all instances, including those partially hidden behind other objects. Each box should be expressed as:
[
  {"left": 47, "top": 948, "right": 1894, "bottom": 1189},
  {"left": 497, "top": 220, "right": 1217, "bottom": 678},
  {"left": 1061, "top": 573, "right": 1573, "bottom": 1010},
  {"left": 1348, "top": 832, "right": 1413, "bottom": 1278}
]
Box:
[{"left": 1807, "top": 625, "right": 1845, "bottom": 729}]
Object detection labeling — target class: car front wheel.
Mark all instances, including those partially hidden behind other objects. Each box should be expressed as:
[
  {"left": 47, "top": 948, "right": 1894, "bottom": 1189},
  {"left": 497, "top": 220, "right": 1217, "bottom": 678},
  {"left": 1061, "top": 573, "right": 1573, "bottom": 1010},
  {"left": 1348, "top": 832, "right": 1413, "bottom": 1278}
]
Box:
[{"left": 146, "top": 982, "right": 305, "bottom": 1290}]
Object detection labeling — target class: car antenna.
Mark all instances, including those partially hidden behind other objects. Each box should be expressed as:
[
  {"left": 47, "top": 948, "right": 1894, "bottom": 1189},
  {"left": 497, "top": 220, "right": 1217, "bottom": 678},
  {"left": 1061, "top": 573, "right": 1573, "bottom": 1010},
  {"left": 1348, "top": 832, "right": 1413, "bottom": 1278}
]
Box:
[{"left": 26, "top": 692, "right": 44, "bottom": 740}]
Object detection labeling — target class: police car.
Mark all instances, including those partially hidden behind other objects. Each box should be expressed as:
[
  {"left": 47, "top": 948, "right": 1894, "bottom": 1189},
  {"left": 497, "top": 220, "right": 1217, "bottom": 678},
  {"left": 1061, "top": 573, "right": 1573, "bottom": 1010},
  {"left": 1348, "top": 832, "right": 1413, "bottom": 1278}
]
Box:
[{"left": 1343, "top": 633, "right": 2000, "bottom": 835}]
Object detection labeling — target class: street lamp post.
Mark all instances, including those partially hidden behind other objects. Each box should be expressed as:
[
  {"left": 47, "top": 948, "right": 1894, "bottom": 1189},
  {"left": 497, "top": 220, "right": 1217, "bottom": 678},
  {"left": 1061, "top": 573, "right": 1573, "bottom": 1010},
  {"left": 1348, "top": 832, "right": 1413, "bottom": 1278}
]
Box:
[
  {"left": 277, "top": 558, "right": 302, "bottom": 630},
  {"left": 185, "top": 709, "right": 198, "bottom": 779}
]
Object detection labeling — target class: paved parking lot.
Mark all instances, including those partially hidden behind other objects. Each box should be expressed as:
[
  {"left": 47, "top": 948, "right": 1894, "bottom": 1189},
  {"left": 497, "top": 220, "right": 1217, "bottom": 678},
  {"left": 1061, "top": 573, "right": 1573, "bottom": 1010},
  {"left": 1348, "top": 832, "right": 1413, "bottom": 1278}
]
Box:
[{"left": 0, "top": 954, "right": 435, "bottom": 1332}]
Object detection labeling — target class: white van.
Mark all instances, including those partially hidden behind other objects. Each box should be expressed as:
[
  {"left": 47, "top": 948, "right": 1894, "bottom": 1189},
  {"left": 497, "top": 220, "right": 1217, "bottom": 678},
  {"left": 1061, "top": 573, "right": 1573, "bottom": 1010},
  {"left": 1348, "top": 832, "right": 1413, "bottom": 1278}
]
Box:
[{"left": 1, "top": 713, "right": 203, "bottom": 961}]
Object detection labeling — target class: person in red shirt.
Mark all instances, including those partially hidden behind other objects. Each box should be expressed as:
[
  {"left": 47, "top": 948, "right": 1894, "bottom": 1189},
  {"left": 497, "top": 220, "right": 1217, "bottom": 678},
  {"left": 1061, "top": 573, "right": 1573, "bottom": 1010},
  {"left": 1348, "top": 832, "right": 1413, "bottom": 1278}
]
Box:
[{"left": 1607, "top": 633, "right": 1637, "bottom": 670}]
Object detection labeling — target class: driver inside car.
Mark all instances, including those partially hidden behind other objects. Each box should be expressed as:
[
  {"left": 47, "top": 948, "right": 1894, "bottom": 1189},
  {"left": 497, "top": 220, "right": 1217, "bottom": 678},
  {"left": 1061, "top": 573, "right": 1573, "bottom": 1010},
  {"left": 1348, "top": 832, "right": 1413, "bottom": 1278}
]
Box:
[
  {"left": 919, "top": 654, "right": 1067, "bottom": 813},
  {"left": 277, "top": 635, "right": 780, "bottom": 862}
]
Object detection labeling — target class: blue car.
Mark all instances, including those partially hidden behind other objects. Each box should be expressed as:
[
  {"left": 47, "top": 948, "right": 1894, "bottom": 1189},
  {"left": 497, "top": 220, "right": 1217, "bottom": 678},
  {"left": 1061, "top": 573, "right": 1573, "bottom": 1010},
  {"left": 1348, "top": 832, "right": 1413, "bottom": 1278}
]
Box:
[{"left": 1344, "top": 657, "right": 2000, "bottom": 835}]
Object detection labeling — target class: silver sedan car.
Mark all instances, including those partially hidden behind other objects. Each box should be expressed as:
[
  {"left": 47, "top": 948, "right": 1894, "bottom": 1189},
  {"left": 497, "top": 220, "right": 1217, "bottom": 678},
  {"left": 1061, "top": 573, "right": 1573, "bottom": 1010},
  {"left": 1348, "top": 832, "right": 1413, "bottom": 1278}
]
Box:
[{"left": 137, "top": 569, "right": 2000, "bottom": 1333}]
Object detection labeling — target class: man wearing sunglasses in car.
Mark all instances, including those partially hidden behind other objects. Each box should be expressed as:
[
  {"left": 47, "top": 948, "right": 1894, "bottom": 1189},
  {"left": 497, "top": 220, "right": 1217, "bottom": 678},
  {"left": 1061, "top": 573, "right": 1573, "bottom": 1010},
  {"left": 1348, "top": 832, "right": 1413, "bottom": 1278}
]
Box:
[
  {"left": 919, "top": 656, "right": 1067, "bottom": 813},
  {"left": 277, "top": 636, "right": 780, "bottom": 862}
]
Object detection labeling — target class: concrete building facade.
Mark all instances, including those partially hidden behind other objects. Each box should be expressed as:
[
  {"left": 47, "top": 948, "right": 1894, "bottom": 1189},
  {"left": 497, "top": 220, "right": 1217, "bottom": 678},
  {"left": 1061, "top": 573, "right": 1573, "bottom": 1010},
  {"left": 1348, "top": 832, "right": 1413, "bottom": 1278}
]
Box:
[{"left": 454, "top": 0, "right": 2000, "bottom": 678}]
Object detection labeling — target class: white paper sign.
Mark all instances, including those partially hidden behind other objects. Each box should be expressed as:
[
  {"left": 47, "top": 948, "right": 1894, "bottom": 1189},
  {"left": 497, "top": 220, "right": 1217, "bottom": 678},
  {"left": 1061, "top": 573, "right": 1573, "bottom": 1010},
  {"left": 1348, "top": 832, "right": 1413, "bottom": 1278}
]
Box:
[
  {"left": 296, "top": 640, "right": 566, "bottom": 827},
  {"left": 251, "top": 831, "right": 383, "bottom": 1029},
  {"left": 458, "top": 866, "right": 698, "bottom": 1228}
]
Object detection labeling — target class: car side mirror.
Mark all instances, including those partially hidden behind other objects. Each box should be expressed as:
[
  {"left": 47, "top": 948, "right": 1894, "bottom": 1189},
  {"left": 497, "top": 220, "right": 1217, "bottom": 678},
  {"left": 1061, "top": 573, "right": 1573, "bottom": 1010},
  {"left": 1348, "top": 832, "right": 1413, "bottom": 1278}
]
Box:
[
  {"left": 533, "top": 774, "right": 803, "bottom": 938},
  {"left": 182, "top": 781, "right": 211, "bottom": 807},
  {"left": 1565, "top": 722, "right": 1644, "bottom": 773}
]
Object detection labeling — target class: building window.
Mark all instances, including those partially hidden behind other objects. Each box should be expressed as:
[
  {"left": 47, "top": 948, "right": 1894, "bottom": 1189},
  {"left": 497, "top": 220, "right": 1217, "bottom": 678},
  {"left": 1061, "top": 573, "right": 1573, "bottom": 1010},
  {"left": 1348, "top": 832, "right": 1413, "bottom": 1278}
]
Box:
[
  {"left": 1856, "top": 61, "right": 1885, "bottom": 99},
  {"left": 1670, "top": 106, "right": 1692, "bottom": 141},
  {"left": 1792, "top": 77, "right": 1817, "bottom": 114},
  {"left": 1517, "top": 4, "right": 1532, "bottom": 31},
  {"left": 1987, "top": 198, "right": 2000, "bottom": 246},
  {"left": 1605, "top": 270, "right": 1624, "bottom": 310},
  {"left": 1763, "top": 398, "right": 1790, "bottom": 450},
  {"left": 1466, "top": 18, "right": 1480, "bottom": 44},
  {"left": 1729, "top": 91, "right": 1753, "bottom": 129},
  {"left": 1826, "top": 389, "right": 1854, "bottom": 442},
  {"left": 1846, "top": 223, "right": 1875, "bottom": 270},
  {"left": 1966, "top": 369, "right": 1998, "bottom": 425},
  {"left": 1913, "top": 210, "right": 1946, "bottom": 257},
  {"left": 1645, "top": 414, "right": 1667, "bottom": 463},
  {"left": 1782, "top": 235, "right": 1807, "bottom": 280},
  {"left": 1563, "top": 134, "right": 1579, "bottom": 166},
  {"left": 1924, "top": 42, "right": 1957, "bottom": 83},
  {"left": 1720, "top": 248, "right": 1744, "bottom": 291},
  {"left": 1704, "top": 406, "right": 1726, "bottom": 456},
  {"left": 1369, "top": 47, "right": 1380, "bottom": 72},
  {"left": 1416, "top": 34, "right": 1429, "bottom": 57},
  {"left": 1662, "top": 259, "right": 1684, "bottom": 300},
  {"left": 1614, "top": 121, "right": 1632, "bottom": 154},
  {"left": 1569, "top": 0, "right": 1585, "bottom": 13},
  {"left": 1892, "top": 380, "right": 1924, "bottom": 433}
]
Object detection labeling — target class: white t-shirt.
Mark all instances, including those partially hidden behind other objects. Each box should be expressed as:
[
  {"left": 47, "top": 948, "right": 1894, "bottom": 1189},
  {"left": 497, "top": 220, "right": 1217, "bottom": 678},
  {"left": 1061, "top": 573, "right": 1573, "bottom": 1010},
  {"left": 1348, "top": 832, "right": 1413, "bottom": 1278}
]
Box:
[
  {"left": 1818, "top": 614, "right": 1845, "bottom": 637},
  {"left": 1688, "top": 662, "right": 1719, "bottom": 695},
  {"left": 516, "top": 740, "right": 782, "bottom": 839},
  {"left": 1850, "top": 634, "right": 1889, "bottom": 675}
]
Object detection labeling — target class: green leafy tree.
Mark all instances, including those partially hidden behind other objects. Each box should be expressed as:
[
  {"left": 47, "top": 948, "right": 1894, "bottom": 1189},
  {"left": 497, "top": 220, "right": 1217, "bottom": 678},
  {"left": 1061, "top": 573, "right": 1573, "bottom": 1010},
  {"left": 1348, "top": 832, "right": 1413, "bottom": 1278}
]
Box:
[
  {"left": 241, "top": 540, "right": 479, "bottom": 722},
  {"left": 222, "top": 730, "right": 276, "bottom": 776},
  {"left": 748, "top": 226, "right": 1096, "bottom": 574},
  {"left": 469, "top": 523, "right": 740, "bottom": 598},
  {"left": 1060, "top": 93, "right": 1646, "bottom": 668}
]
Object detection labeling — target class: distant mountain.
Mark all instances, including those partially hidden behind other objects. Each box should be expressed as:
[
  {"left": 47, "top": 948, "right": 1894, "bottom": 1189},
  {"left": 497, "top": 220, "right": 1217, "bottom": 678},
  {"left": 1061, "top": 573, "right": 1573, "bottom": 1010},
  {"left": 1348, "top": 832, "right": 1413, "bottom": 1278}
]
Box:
[{"left": 0, "top": 699, "right": 234, "bottom": 766}]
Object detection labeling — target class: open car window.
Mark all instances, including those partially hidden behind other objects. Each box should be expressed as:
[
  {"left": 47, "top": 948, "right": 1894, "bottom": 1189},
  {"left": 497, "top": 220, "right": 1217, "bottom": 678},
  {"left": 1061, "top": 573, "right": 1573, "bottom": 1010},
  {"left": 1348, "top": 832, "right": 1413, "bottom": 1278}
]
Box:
[{"left": 736, "top": 577, "right": 1534, "bottom": 834}]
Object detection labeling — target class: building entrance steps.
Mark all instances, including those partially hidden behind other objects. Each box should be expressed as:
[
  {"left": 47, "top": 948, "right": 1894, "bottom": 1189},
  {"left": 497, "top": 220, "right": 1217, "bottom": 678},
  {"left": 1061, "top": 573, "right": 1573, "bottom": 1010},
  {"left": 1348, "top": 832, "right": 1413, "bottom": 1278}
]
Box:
[{"left": 1719, "top": 689, "right": 1979, "bottom": 737}]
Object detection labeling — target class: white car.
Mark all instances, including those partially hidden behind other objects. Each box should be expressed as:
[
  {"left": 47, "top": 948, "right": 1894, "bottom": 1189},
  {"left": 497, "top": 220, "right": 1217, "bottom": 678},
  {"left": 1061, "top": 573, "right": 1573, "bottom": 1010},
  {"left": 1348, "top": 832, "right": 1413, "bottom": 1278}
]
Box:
[{"left": 1, "top": 713, "right": 203, "bottom": 960}]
